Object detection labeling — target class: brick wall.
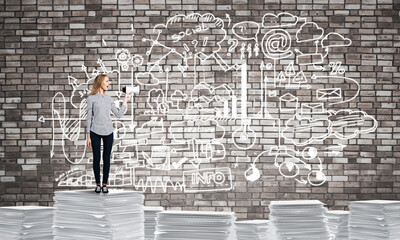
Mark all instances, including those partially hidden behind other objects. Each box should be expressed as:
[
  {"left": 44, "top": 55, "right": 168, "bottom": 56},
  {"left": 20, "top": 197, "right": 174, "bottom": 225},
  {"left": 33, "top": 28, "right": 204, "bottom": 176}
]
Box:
[{"left": 1, "top": 0, "right": 400, "bottom": 220}]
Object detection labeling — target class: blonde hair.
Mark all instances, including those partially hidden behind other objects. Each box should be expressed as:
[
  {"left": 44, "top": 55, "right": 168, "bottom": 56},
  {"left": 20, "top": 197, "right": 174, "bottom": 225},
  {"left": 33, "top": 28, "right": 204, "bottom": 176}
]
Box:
[{"left": 89, "top": 74, "right": 108, "bottom": 96}]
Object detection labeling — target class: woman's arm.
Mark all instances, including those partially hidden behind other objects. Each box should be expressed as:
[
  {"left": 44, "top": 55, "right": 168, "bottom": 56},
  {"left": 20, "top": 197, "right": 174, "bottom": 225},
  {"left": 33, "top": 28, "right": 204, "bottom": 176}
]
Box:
[
  {"left": 86, "top": 97, "right": 92, "bottom": 148},
  {"left": 111, "top": 92, "right": 132, "bottom": 118},
  {"left": 86, "top": 97, "right": 92, "bottom": 134}
]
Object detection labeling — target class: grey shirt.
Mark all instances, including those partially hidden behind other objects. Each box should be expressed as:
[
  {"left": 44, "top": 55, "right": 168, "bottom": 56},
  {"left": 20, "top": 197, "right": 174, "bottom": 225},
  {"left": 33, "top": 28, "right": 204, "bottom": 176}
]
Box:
[{"left": 86, "top": 93, "right": 127, "bottom": 136}]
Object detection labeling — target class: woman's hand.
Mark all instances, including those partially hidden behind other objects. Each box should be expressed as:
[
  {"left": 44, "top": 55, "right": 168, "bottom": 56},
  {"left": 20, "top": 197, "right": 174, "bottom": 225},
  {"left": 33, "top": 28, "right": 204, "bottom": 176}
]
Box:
[
  {"left": 123, "top": 92, "right": 132, "bottom": 106},
  {"left": 124, "top": 92, "right": 132, "bottom": 101},
  {"left": 86, "top": 133, "right": 92, "bottom": 148}
]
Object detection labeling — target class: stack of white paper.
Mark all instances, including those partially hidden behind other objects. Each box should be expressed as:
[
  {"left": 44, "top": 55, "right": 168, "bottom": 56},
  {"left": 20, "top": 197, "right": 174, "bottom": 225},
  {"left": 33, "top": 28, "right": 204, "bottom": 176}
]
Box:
[
  {"left": 326, "top": 210, "right": 349, "bottom": 240},
  {"left": 268, "top": 200, "right": 330, "bottom": 240},
  {"left": 144, "top": 206, "right": 164, "bottom": 240},
  {"left": 0, "top": 206, "right": 53, "bottom": 240},
  {"left": 349, "top": 200, "right": 400, "bottom": 240},
  {"left": 236, "top": 219, "right": 269, "bottom": 240},
  {"left": 155, "top": 210, "right": 236, "bottom": 240},
  {"left": 53, "top": 189, "right": 144, "bottom": 240}
]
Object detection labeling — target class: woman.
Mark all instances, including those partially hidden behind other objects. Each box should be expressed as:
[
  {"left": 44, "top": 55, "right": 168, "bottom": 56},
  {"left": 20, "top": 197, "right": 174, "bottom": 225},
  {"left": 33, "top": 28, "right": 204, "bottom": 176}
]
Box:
[{"left": 86, "top": 74, "right": 132, "bottom": 193}]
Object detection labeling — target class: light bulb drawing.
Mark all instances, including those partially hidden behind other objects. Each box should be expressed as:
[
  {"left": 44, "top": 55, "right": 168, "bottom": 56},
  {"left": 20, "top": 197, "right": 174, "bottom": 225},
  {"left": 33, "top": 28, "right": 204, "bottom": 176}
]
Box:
[{"left": 232, "top": 118, "right": 256, "bottom": 150}]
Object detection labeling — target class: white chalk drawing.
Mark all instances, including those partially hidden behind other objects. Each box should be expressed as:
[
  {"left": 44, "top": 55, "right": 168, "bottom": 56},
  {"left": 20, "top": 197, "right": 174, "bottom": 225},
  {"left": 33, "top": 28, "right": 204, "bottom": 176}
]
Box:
[
  {"left": 136, "top": 117, "right": 165, "bottom": 137},
  {"left": 245, "top": 163, "right": 261, "bottom": 182},
  {"left": 183, "top": 167, "right": 233, "bottom": 192},
  {"left": 241, "top": 64, "right": 248, "bottom": 118},
  {"left": 321, "top": 32, "right": 352, "bottom": 59},
  {"left": 316, "top": 88, "right": 342, "bottom": 100},
  {"left": 183, "top": 82, "right": 236, "bottom": 121},
  {"left": 262, "top": 29, "right": 293, "bottom": 60},
  {"left": 279, "top": 93, "right": 298, "bottom": 113},
  {"left": 232, "top": 118, "right": 257, "bottom": 150},
  {"left": 325, "top": 144, "right": 347, "bottom": 157},
  {"left": 170, "top": 90, "right": 188, "bottom": 109},
  {"left": 232, "top": 21, "right": 260, "bottom": 42},
  {"left": 252, "top": 146, "right": 326, "bottom": 186},
  {"left": 300, "top": 103, "right": 325, "bottom": 117},
  {"left": 293, "top": 70, "right": 307, "bottom": 84},
  {"left": 134, "top": 177, "right": 185, "bottom": 193},
  {"left": 262, "top": 12, "right": 299, "bottom": 28},
  {"left": 145, "top": 145, "right": 171, "bottom": 170},
  {"left": 141, "top": 12, "right": 239, "bottom": 75},
  {"left": 296, "top": 22, "right": 324, "bottom": 43},
  {"left": 47, "top": 12, "right": 377, "bottom": 190},
  {"left": 282, "top": 114, "right": 333, "bottom": 146},
  {"left": 311, "top": 75, "right": 360, "bottom": 105},
  {"left": 146, "top": 89, "right": 169, "bottom": 115},
  {"left": 328, "top": 62, "right": 345, "bottom": 75},
  {"left": 50, "top": 92, "right": 87, "bottom": 164},
  {"left": 328, "top": 110, "right": 378, "bottom": 139}
]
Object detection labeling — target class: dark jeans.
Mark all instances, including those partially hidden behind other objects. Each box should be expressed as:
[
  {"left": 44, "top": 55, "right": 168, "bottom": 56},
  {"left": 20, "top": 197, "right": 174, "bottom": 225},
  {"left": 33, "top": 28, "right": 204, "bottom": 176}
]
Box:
[{"left": 90, "top": 131, "right": 113, "bottom": 185}]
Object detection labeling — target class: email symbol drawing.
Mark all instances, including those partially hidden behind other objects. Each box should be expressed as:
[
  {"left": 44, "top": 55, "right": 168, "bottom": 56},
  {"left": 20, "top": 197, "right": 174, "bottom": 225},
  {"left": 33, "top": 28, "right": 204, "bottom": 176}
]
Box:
[
  {"left": 301, "top": 103, "right": 325, "bottom": 116},
  {"left": 279, "top": 93, "right": 298, "bottom": 112},
  {"left": 316, "top": 88, "right": 342, "bottom": 100}
]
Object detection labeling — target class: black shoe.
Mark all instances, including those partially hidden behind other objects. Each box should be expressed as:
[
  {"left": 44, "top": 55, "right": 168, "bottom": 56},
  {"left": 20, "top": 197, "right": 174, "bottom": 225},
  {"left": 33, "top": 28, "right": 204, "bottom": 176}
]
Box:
[
  {"left": 95, "top": 185, "right": 101, "bottom": 193},
  {"left": 102, "top": 186, "right": 109, "bottom": 193}
]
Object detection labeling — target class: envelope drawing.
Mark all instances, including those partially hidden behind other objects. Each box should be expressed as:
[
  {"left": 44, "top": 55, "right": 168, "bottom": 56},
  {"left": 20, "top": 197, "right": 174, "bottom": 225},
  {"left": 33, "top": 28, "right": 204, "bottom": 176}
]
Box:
[
  {"left": 301, "top": 103, "right": 325, "bottom": 115},
  {"left": 316, "top": 88, "right": 342, "bottom": 100},
  {"left": 279, "top": 93, "right": 298, "bottom": 112}
]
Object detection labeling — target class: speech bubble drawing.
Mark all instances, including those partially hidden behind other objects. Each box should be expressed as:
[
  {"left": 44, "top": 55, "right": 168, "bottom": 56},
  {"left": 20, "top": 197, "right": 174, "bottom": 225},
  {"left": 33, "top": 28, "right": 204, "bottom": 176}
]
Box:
[{"left": 232, "top": 21, "right": 260, "bottom": 42}]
